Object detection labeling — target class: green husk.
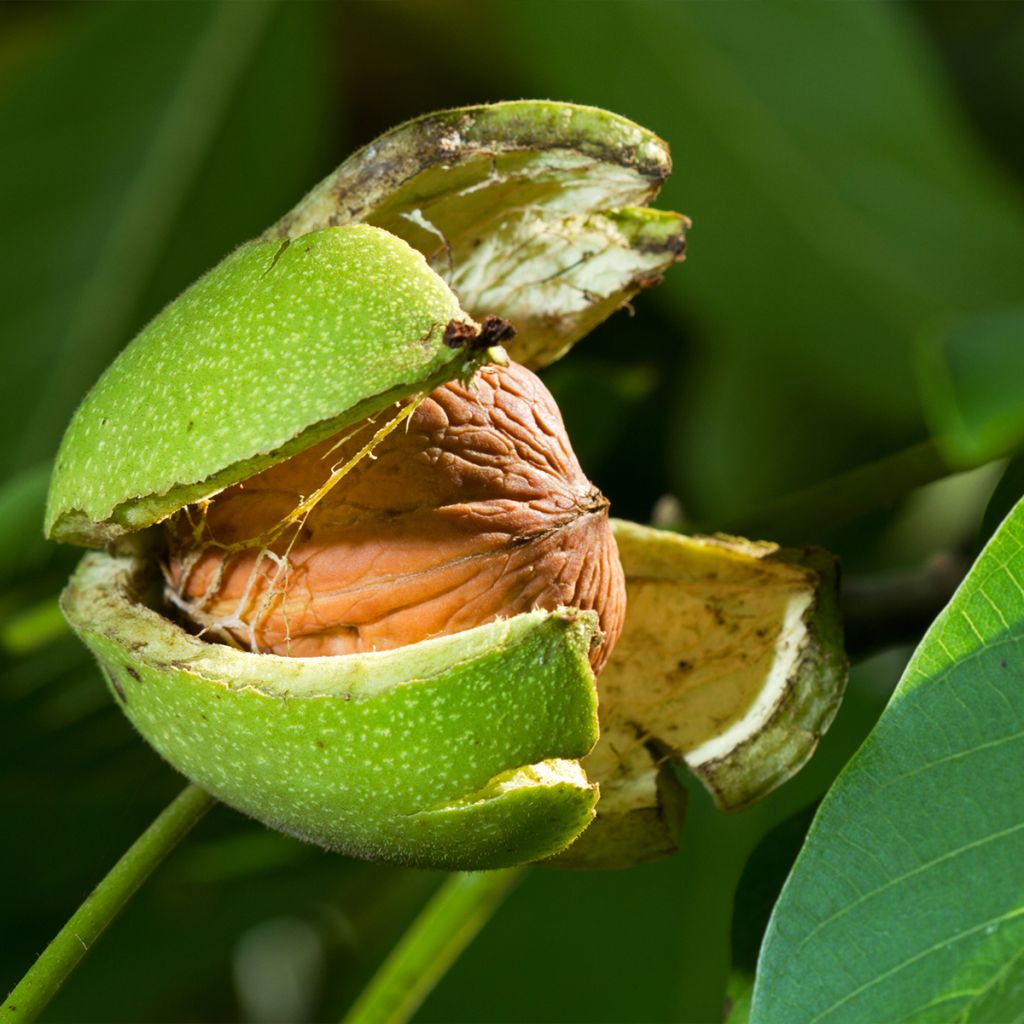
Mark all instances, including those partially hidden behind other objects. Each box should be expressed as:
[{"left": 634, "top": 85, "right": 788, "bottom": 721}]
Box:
[{"left": 63, "top": 548, "right": 601, "bottom": 869}]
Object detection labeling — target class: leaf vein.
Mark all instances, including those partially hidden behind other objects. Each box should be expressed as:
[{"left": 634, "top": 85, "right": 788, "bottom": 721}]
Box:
[
  {"left": 793, "top": 818, "right": 1024, "bottom": 955},
  {"left": 807, "top": 905, "right": 1024, "bottom": 1024}
]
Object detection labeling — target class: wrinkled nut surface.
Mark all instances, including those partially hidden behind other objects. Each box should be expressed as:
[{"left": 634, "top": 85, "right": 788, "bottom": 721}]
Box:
[{"left": 166, "top": 361, "right": 625, "bottom": 672}]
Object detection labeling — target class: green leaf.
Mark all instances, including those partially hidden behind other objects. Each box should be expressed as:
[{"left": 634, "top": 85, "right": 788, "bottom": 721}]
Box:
[
  {"left": 3, "top": 2, "right": 278, "bottom": 476},
  {"left": 918, "top": 309, "right": 1024, "bottom": 466},
  {"left": 493, "top": 1, "right": 1024, "bottom": 520},
  {"left": 1, "top": 1, "right": 331, "bottom": 482},
  {"left": 752, "top": 497, "right": 1024, "bottom": 1024},
  {"left": 0, "top": 463, "right": 52, "bottom": 584}
]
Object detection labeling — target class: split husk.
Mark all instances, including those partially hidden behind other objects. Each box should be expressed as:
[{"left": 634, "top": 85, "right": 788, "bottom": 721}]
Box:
[{"left": 47, "top": 101, "right": 846, "bottom": 870}]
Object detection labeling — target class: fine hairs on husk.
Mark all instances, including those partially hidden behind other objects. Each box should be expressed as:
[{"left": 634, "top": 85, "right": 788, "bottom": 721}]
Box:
[{"left": 163, "top": 360, "right": 626, "bottom": 670}]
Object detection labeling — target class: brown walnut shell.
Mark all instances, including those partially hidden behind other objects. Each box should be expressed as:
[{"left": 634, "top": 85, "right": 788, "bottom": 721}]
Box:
[{"left": 166, "top": 361, "right": 625, "bottom": 672}]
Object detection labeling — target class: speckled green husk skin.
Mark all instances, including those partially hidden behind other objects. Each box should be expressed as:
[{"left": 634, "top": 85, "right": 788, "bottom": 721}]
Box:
[
  {"left": 46, "top": 225, "right": 477, "bottom": 548},
  {"left": 64, "top": 550, "right": 600, "bottom": 868}
]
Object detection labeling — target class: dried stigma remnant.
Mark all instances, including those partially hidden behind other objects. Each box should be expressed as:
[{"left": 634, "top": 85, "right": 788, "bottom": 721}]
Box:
[
  {"left": 165, "top": 359, "right": 626, "bottom": 672},
  {"left": 443, "top": 315, "right": 517, "bottom": 351}
]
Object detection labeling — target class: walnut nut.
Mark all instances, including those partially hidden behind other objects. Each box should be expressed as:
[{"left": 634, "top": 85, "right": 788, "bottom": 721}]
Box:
[{"left": 166, "top": 362, "right": 626, "bottom": 672}]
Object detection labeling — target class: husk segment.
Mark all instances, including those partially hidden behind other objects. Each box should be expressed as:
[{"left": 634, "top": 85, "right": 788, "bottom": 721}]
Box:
[
  {"left": 46, "top": 225, "right": 487, "bottom": 548},
  {"left": 62, "top": 548, "right": 601, "bottom": 869},
  {"left": 555, "top": 521, "right": 848, "bottom": 869},
  {"left": 46, "top": 102, "right": 687, "bottom": 548},
  {"left": 266, "top": 101, "right": 689, "bottom": 369}
]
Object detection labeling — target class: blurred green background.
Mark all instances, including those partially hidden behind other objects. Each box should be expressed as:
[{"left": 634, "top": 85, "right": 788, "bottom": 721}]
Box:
[{"left": 3, "top": 2, "right": 1023, "bottom": 1021}]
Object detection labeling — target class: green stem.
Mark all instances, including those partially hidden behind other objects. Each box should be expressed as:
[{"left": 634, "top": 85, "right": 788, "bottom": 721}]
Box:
[
  {"left": 2, "top": 784, "right": 216, "bottom": 1023},
  {"left": 344, "top": 868, "right": 524, "bottom": 1024}
]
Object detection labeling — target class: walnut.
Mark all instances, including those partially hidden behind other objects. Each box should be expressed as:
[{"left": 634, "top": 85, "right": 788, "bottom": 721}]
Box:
[{"left": 165, "top": 361, "right": 625, "bottom": 672}]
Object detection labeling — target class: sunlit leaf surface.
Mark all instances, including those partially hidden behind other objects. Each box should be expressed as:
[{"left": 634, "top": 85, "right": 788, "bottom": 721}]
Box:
[{"left": 753, "top": 498, "right": 1024, "bottom": 1024}]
